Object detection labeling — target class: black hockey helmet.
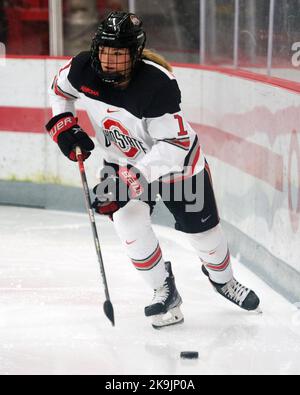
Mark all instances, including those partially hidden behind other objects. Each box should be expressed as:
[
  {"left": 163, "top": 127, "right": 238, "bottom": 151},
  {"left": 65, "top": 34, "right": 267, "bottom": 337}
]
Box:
[{"left": 91, "top": 11, "right": 146, "bottom": 84}]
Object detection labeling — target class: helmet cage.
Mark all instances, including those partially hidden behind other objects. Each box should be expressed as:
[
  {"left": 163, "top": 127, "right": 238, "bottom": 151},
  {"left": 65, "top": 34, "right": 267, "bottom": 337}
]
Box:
[{"left": 91, "top": 12, "right": 146, "bottom": 85}]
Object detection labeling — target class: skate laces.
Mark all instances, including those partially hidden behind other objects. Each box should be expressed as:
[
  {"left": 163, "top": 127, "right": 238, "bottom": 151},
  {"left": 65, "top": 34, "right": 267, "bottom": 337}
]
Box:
[
  {"left": 221, "top": 279, "right": 250, "bottom": 306},
  {"left": 152, "top": 281, "right": 170, "bottom": 304}
]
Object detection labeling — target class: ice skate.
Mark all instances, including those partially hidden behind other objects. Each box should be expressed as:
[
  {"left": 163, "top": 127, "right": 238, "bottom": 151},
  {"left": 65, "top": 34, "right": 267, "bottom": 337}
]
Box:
[
  {"left": 202, "top": 265, "right": 261, "bottom": 313},
  {"left": 145, "top": 262, "right": 184, "bottom": 329}
]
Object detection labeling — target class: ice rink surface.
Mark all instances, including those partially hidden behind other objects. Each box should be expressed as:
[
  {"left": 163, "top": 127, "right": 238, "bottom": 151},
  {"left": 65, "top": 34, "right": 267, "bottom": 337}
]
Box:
[{"left": 1, "top": 206, "right": 300, "bottom": 375}]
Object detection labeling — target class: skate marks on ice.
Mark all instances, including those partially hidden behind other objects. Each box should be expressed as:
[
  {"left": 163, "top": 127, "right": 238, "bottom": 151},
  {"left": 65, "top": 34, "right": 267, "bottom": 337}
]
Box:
[{"left": 0, "top": 207, "right": 300, "bottom": 375}]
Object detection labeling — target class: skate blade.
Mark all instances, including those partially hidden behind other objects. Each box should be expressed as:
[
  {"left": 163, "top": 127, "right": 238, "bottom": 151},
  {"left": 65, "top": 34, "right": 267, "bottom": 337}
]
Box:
[
  {"left": 151, "top": 306, "right": 184, "bottom": 330},
  {"left": 250, "top": 306, "right": 263, "bottom": 315}
]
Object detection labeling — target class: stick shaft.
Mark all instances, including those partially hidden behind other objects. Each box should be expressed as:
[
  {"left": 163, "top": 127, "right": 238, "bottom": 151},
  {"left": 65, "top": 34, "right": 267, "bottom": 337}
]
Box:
[{"left": 76, "top": 147, "right": 111, "bottom": 301}]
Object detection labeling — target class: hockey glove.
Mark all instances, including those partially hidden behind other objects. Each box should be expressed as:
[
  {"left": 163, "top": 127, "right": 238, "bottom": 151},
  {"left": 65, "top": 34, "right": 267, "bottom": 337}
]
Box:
[
  {"left": 92, "top": 165, "right": 148, "bottom": 217},
  {"left": 46, "top": 112, "right": 95, "bottom": 161}
]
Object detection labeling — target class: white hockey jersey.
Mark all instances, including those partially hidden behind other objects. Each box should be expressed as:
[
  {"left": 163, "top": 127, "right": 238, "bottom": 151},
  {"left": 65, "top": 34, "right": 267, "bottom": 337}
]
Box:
[{"left": 49, "top": 51, "right": 205, "bottom": 184}]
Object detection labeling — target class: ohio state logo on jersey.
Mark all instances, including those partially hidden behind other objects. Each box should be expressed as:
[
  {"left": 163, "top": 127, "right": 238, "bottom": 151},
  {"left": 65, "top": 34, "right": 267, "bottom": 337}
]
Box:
[{"left": 102, "top": 119, "right": 147, "bottom": 158}]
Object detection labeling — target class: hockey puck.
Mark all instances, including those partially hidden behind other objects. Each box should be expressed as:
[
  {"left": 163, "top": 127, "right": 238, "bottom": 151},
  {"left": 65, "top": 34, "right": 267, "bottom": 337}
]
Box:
[{"left": 180, "top": 351, "right": 199, "bottom": 359}]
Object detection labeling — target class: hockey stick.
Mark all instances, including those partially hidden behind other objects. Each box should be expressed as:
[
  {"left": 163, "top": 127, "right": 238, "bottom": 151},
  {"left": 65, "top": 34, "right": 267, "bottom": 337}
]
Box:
[{"left": 75, "top": 146, "right": 115, "bottom": 327}]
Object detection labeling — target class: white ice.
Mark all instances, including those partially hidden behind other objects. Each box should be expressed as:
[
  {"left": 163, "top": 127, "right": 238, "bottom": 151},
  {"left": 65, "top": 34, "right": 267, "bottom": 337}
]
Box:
[{"left": 0, "top": 206, "right": 300, "bottom": 375}]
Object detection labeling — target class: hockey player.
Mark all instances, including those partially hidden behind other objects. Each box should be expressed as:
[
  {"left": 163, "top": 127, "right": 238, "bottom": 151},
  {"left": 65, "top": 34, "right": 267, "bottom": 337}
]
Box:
[{"left": 46, "top": 11, "right": 260, "bottom": 329}]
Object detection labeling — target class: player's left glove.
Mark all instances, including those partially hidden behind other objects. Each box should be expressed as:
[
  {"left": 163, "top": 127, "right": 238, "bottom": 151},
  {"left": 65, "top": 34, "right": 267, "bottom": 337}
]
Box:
[{"left": 92, "top": 165, "right": 148, "bottom": 217}]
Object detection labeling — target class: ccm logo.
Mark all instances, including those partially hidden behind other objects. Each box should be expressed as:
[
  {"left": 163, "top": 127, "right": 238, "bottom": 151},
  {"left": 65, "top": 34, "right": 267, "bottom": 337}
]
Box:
[
  {"left": 81, "top": 85, "right": 100, "bottom": 97},
  {"left": 49, "top": 117, "right": 75, "bottom": 141}
]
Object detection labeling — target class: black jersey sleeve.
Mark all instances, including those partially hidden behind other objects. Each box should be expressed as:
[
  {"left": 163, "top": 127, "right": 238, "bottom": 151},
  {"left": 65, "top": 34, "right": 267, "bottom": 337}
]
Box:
[
  {"left": 143, "top": 79, "right": 182, "bottom": 118},
  {"left": 67, "top": 51, "right": 94, "bottom": 92}
]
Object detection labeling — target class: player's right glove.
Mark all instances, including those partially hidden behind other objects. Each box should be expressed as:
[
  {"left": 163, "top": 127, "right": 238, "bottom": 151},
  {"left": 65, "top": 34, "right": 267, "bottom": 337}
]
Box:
[{"left": 46, "top": 112, "right": 95, "bottom": 161}]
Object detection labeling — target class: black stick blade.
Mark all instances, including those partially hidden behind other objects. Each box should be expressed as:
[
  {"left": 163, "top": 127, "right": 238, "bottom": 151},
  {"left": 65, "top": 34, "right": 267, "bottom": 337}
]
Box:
[{"left": 104, "top": 300, "right": 115, "bottom": 326}]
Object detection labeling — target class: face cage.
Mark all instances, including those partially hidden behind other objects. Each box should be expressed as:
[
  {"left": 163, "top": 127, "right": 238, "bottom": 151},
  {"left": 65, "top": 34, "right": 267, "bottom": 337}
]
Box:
[{"left": 92, "top": 43, "right": 141, "bottom": 85}]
